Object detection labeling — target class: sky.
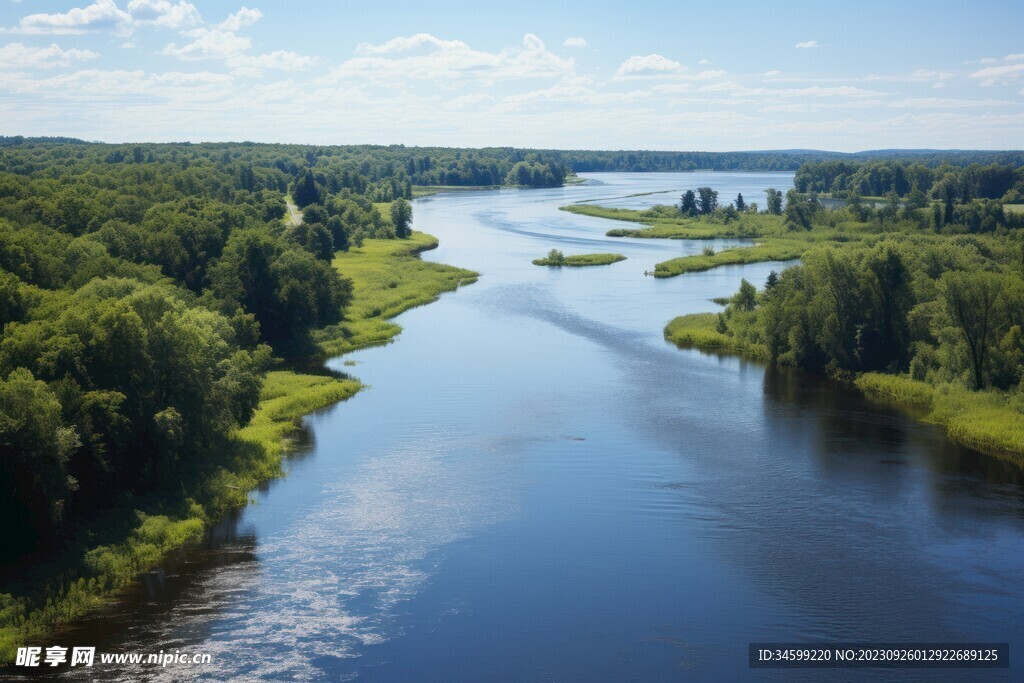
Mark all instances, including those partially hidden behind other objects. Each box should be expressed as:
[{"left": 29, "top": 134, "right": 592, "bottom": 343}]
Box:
[{"left": 0, "top": 0, "right": 1022, "bottom": 151}]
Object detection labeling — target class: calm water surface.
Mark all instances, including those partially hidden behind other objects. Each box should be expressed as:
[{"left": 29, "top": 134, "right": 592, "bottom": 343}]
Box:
[{"left": 46, "top": 172, "right": 1024, "bottom": 681}]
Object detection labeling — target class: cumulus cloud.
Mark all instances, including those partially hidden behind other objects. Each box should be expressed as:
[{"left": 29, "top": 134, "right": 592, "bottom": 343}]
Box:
[
  {"left": 3, "top": 0, "right": 201, "bottom": 35},
  {"left": 795, "top": 40, "right": 818, "bottom": 48},
  {"left": 161, "top": 7, "right": 315, "bottom": 73},
  {"left": 127, "top": 0, "right": 200, "bottom": 28},
  {"left": 328, "top": 33, "right": 574, "bottom": 83},
  {"left": 563, "top": 36, "right": 587, "bottom": 48},
  {"left": 0, "top": 42, "right": 98, "bottom": 68},
  {"left": 355, "top": 33, "right": 469, "bottom": 56},
  {"left": 6, "top": 0, "right": 131, "bottom": 35},
  {"left": 932, "top": 81, "right": 945, "bottom": 89},
  {"left": 615, "top": 53, "right": 685, "bottom": 77},
  {"left": 764, "top": 70, "right": 781, "bottom": 77},
  {"left": 218, "top": 7, "right": 262, "bottom": 31}
]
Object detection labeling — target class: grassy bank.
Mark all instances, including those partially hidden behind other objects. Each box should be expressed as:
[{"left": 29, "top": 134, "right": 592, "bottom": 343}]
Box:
[
  {"left": 856, "top": 374, "right": 1024, "bottom": 465},
  {"left": 664, "top": 312, "right": 1024, "bottom": 466},
  {"left": 664, "top": 313, "right": 769, "bottom": 359},
  {"left": 316, "top": 232, "right": 478, "bottom": 356},
  {"left": 1, "top": 232, "right": 473, "bottom": 662},
  {"left": 652, "top": 241, "right": 806, "bottom": 277},
  {"left": 533, "top": 252, "right": 626, "bottom": 267}
]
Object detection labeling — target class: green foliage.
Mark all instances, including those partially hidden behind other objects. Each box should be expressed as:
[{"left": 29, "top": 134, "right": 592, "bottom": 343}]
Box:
[
  {"left": 390, "top": 198, "right": 413, "bottom": 238},
  {"left": 504, "top": 161, "right": 566, "bottom": 188}
]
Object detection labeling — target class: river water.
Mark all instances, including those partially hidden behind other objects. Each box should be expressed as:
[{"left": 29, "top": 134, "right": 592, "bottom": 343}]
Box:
[{"left": 49, "top": 172, "right": 1024, "bottom": 681}]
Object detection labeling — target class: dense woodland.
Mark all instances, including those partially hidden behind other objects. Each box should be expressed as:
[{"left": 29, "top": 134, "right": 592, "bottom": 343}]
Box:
[{"left": 795, "top": 159, "right": 1024, "bottom": 202}]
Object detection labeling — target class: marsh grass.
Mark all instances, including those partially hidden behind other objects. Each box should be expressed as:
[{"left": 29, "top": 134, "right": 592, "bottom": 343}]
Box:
[
  {"left": 316, "top": 232, "right": 478, "bottom": 356},
  {"left": 858, "top": 373, "right": 1024, "bottom": 465},
  {"left": 664, "top": 313, "right": 770, "bottom": 359},
  {"left": 653, "top": 240, "right": 808, "bottom": 277},
  {"left": 532, "top": 253, "right": 626, "bottom": 266}
]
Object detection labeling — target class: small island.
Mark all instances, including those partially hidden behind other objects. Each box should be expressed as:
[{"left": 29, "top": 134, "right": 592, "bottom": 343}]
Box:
[{"left": 532, "top": 249, "right": 627, "bottom": 267}]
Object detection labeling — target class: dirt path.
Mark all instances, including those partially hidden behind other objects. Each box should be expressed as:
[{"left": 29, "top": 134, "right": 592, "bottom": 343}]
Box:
[{"left": 286, "top": 197, "right": 303, "bottom": 227}]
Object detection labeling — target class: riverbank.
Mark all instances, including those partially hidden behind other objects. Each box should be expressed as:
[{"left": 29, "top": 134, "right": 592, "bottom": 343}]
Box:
[
  {"left": 0, "top": 232, "right": 477, "bottom": 663},
  {"left": 665, "top": 312, "right": 1024, "bottom": 466}
]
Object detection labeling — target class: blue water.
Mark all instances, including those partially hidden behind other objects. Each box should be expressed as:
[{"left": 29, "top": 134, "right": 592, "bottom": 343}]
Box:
[{"left": 49, "top": 173, "right": 1024, "bottom": 681}]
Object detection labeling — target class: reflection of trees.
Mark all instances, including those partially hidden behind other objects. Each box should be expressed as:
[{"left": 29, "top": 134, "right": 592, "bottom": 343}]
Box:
[
  {"left": 762, "top": 364, "right": 1024, "bottom": 508},
  {"left": 44, "top": 515, "right": 259, "bottom": 681}
]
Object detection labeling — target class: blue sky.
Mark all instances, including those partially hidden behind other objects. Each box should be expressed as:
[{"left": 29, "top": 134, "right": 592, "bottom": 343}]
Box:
[{"left": 1, "top": 0, "right": 1022, "bottom": 150}]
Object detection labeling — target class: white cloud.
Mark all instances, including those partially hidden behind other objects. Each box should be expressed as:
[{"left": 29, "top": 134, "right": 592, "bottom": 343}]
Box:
[
  {"left": 127, "top": 0, "right": 200, "bottom": 28},
  {"left": 162, "top": 27, "right": 250, "bottom": 61},
  {"left": 615, "top": 54, "right": 685, "bottom": 77},
  {"left": 932, "top": 81, "right": 945, "bottom": 89},
  {"left": 328, "top": 33, "right": 574, "bottom": 84},
  {"left": 218, "top": 7, "right": 262, "bottom": 31},
  {"left": 161, "top": 7, "right": 313, "bottom": 73},
  {"left": 698, "top": 58, "right": 711, "bottom": 65},
  {"left": 355, "top": 33, "right": 468, "bottom": 56},
  {"left": 795, "top": 40, "right": 818, "bottom": 49},
  {"left": 969, "top": 62, "right": 1024, "bottom": 86},
  {"left": 563, "top": 36, "right": 587, "bottom": 48},
  {"left": 6, "top": 0, "right": 131, "bottom": 35},
  {"left": 0, "top": 42, "right": 98, "bottom": 68},
  {"left": 764, "top": 70, "right": 781, "bottom": 77}
]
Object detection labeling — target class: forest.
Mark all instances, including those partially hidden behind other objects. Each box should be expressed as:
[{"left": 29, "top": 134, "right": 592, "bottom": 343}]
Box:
[{"left": 794, "top": 158, "right": 1024, "bottom": 202}]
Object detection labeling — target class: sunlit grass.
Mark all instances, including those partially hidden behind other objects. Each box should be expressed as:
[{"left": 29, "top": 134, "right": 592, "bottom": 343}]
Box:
[
  {"left": 653, "top": 240, "right": 808, "bottom": 277},
  {"left": 664, "top": 312, "right": 770, "bottom": 359},
  {"left": 858, "top": 373, "right": 1024, "bottom": 465},
  {"left": 316, "top": 232, "right": 478, "bottom": 356}
]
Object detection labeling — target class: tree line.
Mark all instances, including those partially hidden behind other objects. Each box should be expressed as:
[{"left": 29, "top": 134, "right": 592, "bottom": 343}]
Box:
[{"left": 795, "top": 160, "right": 1024, "bottom": 203}]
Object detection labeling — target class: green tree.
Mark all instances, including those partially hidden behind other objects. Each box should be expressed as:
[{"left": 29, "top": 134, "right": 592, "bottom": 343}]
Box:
[
  {"left": 765, "top": 188, "right": 783, "bottom": 215},
  {"left": 679, "top": 190, "right": 698, "bottom": 216},
  {"left": 734, "top": 193, "right": 746, "bottom": 212},
  {"left": 390, "top": 198, "right": 413, "bottom": 238},
  {"left": 292, "top": 170, "right": 323, "bottom": 208},
  {"left": 697, "top": 187, "right": 718, "bottom": 214},
  {"left": 733, "top": 278, "right": 758, "bottom": 311},
  {"left": 940, "top": 271, "right": 1004, "bottom": 390},
  {"left": 0, "top": 368, "right": 80, "bottom": 555}
]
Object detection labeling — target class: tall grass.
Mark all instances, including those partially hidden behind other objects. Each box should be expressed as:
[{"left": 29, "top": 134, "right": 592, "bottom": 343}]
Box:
[
  {"left": 653, "top": 240, "right": 808, "bottom": 277},
  {"left": 664, "top": 313, "right": 770, "bottom": 359},
  {"left": 316, "top": 232, "right": 477, "bottom": 356},
  {"left": 533, "top": 253, "right": 626, "bottom": 266}
]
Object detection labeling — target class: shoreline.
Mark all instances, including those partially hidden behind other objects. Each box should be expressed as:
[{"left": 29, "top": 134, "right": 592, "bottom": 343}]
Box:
[
  {"left": 665, "top": 313, "right": 1024, "bottom": 468},
  {"left": 0, "top": 231, "right": 478, "bottom": 663}
]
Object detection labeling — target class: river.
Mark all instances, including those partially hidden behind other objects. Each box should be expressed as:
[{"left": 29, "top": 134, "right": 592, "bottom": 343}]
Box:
[{"left": 50, "top": 172, "right": 1024, "bottom": 681}]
